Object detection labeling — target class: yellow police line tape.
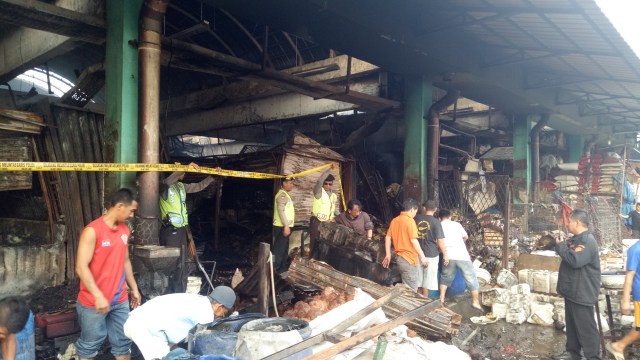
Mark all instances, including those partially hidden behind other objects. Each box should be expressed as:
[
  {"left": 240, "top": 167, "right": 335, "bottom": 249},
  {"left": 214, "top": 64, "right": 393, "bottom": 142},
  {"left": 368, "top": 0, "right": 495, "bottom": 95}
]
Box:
[
  {"left": 0, "top": 161, "right": 333, "bottom": 180},
  {"left": 0, "top": 161, "right": 347, "bottom": 209}
]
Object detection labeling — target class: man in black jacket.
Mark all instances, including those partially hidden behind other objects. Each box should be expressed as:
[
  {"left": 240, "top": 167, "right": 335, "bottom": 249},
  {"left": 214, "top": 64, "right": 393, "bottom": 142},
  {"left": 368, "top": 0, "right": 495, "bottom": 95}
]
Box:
[{"left": 555, "top": 209, "right": 601, "bottom": 360}]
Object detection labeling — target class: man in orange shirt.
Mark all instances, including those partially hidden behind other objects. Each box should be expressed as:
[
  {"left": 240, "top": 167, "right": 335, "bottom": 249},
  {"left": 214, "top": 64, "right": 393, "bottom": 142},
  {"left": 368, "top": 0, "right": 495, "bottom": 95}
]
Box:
[{"left": 382, "top": 198, "right": 428, "bottom": 291}]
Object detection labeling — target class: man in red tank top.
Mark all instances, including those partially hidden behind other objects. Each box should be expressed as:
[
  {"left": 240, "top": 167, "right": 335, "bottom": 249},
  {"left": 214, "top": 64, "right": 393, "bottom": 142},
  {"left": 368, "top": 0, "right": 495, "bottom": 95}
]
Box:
[{"left": 75, "top": 188, "right": 141, "bottom": 360}]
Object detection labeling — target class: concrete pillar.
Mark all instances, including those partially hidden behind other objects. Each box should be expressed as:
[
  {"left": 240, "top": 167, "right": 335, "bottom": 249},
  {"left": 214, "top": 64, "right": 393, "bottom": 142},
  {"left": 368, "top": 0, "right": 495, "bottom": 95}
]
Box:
[
  {"left": 402, "top": 76, "right": 432, "bottom": 202},
  {"left": 512, "top": 115, "right": 532, "bottom": 202},
  {"left": 104, "top": 0, "right": 142, "bottom": 202},
  {"left": 567, "top": 134, "right": 585, "bottom": 162}
]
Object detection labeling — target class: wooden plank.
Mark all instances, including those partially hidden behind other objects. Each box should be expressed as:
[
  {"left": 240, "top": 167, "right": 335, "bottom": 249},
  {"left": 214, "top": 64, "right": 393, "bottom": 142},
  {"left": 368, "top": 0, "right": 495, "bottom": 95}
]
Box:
[
  {"left": 306, "top": 301, "right": 441, "bottom": 360},
  {"left": 67, "top": 109, "right": 92, "bottom": 224},
  {"left": 32, "top": 138, "right": 55, "bottom": 244},
  {"left": 258, "top": 242, "right": 270, "bottom": 315},
  {"left": 0, "top": 108, "right": 44, "bottom": 124},
  {"left": 37, "top": 99, "right": 78, "bottom": 279},
  {"left": 86, "top": 112, "right": 104, "bottom": 209},
  {"left": 76, "top": 111, "right": 99, "bottom": 218}
]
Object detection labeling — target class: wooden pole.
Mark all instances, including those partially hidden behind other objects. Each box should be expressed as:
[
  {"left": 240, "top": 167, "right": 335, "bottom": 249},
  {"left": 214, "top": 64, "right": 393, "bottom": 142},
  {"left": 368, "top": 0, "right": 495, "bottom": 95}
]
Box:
[
  {"left": 502, "top": 179, "right": 512, "bottom": 270},
  {"left": 257, "top": 242, "right": 271, "bottom": 315}
]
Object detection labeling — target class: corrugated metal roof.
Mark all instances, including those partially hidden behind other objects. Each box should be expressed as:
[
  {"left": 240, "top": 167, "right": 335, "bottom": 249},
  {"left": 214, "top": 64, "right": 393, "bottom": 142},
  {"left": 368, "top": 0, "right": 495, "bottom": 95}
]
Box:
[{"left": 436, "top": 0, "right": 640, "bottom": 133}]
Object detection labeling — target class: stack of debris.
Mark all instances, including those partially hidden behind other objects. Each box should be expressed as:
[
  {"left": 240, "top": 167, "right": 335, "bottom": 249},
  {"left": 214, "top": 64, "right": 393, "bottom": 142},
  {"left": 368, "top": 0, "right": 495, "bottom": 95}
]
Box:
[{"left": 287, "top": 258, "right": 461, "bottom": 339}]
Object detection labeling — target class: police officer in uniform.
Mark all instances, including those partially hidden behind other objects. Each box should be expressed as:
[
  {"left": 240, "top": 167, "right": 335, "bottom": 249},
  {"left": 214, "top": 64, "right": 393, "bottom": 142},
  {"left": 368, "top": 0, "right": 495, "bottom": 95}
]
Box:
[
  {"left": 273, "top": 176, "right": 295, "bottom": 273},
  {"left": 309, "top": 164, "right": 338, "bottom": 259},
  {"left": 160, "top": 162, "right": 215, "bottom": 293}
]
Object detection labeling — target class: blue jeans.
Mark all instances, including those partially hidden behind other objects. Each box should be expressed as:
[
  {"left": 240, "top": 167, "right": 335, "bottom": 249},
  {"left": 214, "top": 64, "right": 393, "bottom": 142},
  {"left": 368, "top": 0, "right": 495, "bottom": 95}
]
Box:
[
  {"left": 0, "top": 311, "right": 35, "bottom": 360},
  {"left": 440, "top": 259, "right": 479, "bottom": 291},
  {"left": 75, "top": 301, "right": 131, "bottom": 358}
]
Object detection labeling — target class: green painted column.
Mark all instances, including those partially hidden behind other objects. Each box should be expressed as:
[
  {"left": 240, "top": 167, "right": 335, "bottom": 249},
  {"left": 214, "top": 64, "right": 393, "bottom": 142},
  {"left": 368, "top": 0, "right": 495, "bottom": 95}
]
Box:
[
  {"left": 104, "top": 0, "right": 142, "bottom": 200},
  {"left": 567, "top": 134, "right": 585, "bottom": 162},
  {"left": 512, "top": 115, "right": 532, "bottom": 203},
  {"left": 403, "top": 76, "right": 432, "bottom": 202}
]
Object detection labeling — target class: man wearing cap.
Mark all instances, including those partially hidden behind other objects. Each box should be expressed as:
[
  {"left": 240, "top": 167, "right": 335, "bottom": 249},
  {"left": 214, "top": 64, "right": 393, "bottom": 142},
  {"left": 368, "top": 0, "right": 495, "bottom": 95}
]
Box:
[
  {"left": 309, "top": 165, "right": 339, "bottom": 259},
  {"left": 123, "top": 286, "right": 236, "bottom": 360},
  {"left": 273, "top": 176, "right": 295, "bottom": 273},
  {"left": 160, "top": 162, "right": 215, "bottom": 293}
]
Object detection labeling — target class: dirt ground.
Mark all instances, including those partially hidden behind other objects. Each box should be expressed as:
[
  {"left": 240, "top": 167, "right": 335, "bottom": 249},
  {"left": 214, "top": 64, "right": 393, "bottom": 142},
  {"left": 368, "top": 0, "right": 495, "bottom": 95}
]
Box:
[
  {"left": 29, "top": 282, "right": 574, "bottom": 360},
  {"left": 446, "top": 294, "right": 569, "bottom": 360}
]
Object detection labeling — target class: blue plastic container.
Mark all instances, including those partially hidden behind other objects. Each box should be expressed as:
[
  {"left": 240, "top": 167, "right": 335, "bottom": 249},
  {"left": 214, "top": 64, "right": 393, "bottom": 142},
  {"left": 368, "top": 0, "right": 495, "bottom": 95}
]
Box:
[{"left": 445, "top": 268, "right": 466, "bottom": 297}]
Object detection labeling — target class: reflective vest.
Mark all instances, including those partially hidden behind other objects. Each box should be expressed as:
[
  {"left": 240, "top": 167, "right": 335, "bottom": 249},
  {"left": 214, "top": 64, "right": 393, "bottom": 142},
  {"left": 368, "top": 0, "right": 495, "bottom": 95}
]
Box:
[
  {"left": 273, "top": 189, "right": 295, "bottom": 227},
  {"left": 160, "top": 182, "right": 188, "bottom": 228},
  {"left": 312, "top": 189, "right": 337, "bottom": 222}
]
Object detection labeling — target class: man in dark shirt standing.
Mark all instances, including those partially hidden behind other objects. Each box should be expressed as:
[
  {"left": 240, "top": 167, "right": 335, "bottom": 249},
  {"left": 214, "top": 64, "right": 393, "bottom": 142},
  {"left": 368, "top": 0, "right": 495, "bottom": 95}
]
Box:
[
  {"left": 414, "top": 200, "right": 445, "bottom": 298},
  {"left": 555, "top": 209, "right": 601, "bottom": 360},
  {"left": 621, "top": 203, "right": 640, "bottom": 238},
  {"left": 334, "top": 199, "right": 374, "bottom": 239}
]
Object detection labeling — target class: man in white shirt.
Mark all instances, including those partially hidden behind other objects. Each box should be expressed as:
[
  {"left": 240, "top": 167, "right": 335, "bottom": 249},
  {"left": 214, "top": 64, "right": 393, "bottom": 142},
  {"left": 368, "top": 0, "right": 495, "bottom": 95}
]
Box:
[
  {"left": 438, "top": 209, "right": 482, "bottom": 310},
  {"left": 123, "top": 286, "right": 236, "bottom": 360}
]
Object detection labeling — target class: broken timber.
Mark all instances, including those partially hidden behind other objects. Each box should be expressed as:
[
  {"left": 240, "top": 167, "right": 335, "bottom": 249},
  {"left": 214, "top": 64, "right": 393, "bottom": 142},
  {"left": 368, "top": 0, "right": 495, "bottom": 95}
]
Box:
[{"left": 287, "top": 258, "right": 461, "bottom": 339}]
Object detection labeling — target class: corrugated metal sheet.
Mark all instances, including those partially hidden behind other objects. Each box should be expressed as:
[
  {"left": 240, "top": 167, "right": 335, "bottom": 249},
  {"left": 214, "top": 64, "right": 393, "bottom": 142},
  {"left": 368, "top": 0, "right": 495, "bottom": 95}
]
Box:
[{"left": 444, "top": 0, "right": 640, "bottom": 129}]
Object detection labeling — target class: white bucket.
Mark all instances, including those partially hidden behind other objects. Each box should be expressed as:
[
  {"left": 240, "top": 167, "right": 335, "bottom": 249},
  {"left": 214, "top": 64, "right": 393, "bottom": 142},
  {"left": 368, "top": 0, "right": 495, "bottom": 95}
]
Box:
[
  {"left": 476, "top": 268, "right": 491, "bottom": 287},
  {"left": 496, "top": 269, "right": 518, "bottom": 288}
]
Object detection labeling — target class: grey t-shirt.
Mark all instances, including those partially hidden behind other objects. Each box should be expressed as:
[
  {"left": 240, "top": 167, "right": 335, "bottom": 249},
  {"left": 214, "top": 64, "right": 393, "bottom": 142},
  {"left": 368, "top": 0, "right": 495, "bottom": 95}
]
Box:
[{"left": 414, "top": 214, "right": 444, "bottom": 257}]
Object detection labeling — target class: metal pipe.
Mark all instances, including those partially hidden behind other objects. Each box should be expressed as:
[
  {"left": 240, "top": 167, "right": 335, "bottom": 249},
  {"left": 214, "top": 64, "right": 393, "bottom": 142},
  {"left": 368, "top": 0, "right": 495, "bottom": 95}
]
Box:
[
  {"left": 530, "top": 114, "right": 550, "bottom": 203},
  {"left": 426, "top": 89, "right": 460, "bottom": 199},
  {"left": 138, "top": 0, "right": 169, "bottom": 244}
]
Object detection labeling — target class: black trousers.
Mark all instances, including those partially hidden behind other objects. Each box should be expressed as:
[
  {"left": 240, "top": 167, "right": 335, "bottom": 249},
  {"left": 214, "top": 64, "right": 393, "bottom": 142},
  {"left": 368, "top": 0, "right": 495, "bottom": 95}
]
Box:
[
  {"left": 272, "top": 226, "right": 291, "bottom": 273},
  {"left": 564, "top": 299, "right": 601, "bottom": 360},
  {"left": 159, "top": 225, "right": 191, "bottom": 293},
  {"left": 308, "top": 216, "right": 321, "bottom": 259}
]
